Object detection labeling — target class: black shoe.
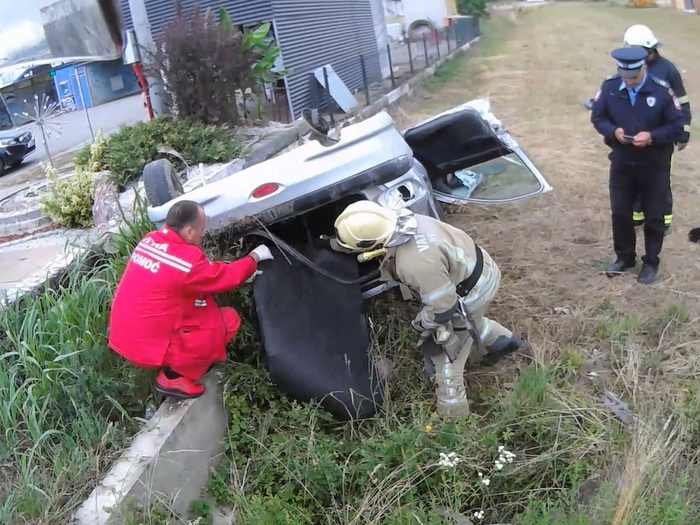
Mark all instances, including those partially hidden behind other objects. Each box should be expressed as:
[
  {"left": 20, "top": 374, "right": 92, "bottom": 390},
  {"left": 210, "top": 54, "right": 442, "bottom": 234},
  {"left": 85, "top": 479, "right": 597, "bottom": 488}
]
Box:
[
  {"left": 637, "top": 263, "right": 658, "bottom": 284},
  {"left": 605, "top": 259, "right": 635, "bottom": 277},
  {"left": 481, "top": 335, "right": 526, "bottom": 367}
]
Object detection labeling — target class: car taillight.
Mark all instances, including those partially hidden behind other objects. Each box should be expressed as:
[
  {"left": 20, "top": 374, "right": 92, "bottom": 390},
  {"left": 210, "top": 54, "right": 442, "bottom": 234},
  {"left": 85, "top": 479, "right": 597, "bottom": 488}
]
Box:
[{"left": 251, "top": 183, "right": 280, "bottom": 198}]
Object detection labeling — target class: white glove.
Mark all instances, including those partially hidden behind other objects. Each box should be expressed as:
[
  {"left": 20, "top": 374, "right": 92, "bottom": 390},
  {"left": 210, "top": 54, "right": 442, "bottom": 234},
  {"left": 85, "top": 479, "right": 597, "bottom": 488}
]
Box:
[
  {"left": 244, "top": 270, "right": 263, "bottom": 284},
  {"left": 250, "top": 245, "right": 274, "bottom": 262}
]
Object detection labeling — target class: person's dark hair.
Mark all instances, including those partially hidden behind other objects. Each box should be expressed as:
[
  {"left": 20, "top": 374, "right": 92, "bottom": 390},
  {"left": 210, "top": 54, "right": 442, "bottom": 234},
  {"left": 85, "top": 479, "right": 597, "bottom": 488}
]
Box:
[{"left": 165, "top": 200, "right": 203, "bottom": 232}]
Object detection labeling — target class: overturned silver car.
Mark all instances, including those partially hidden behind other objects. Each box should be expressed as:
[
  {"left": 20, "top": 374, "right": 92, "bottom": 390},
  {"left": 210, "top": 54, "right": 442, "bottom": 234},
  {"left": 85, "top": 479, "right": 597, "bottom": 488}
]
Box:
[{"left": 143, "top": 98, "right": 553, "bottom": 420}]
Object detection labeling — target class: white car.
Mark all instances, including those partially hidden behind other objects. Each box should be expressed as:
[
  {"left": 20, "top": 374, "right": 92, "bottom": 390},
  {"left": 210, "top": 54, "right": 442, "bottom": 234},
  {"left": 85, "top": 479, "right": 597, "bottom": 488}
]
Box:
[{"left": 143, "top": 98, "right": 553, "bottom": 420}]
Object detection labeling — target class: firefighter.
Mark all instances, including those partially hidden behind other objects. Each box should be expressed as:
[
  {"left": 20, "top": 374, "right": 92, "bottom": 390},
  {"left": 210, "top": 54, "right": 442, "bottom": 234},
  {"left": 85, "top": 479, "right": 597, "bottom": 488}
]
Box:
[
  {"left": 622, "top": 25, "right": 691, "bottom": 233},
  {"left": 108, "top": 200, "right": 274, "bottom": 399},
  {"left": 584, "top": 25, "right": 691, "bottom": 232},
  {"left": 590, "top": 46, "right": 685, "bottom": 284},
  {"left": 330, "top": 201, "right": 526, "bottom": 417}
]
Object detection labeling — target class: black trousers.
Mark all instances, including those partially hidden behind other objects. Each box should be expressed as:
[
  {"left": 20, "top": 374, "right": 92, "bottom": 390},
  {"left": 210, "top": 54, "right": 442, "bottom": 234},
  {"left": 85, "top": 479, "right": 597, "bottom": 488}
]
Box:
[
  {"left": 609, "top": 159, "right": 671, "bottom": 267},
  {"left": 632, "top": 167, "right": 673, "bottom": 225}
]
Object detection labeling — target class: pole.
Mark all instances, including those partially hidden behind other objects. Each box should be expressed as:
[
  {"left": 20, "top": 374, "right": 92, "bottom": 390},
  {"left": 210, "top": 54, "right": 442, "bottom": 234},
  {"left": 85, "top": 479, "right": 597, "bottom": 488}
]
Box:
[
  {"left": 73, "top": 68, "right": 95, "bottom": 141},
  {"left": 322, "top": 66, "right": 334, "bottom": 127},
  {"left": 359, "top": 55, "right": 370, "bottom": 106},
  {"left": 423, "top": 34, "right": 429, "bottom": 67},
  {"left": 128, "top": 0, "right": 167, "bottom": 115},
  {"left": 386, "top": 44, "right": 395, "bottom": 88},
  {"left": 407, "top": 38, "right": 414, "bottom": 74}
]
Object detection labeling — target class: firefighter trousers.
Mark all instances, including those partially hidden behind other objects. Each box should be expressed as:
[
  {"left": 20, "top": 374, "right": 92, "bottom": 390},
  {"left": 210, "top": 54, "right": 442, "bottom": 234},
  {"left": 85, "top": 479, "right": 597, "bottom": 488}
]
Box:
[
  {"left": 609, "top": 159, "right": 671, "bottom": 268},
  {"left": 632, "top": 153, "right": 674, "bottom": 227},
  {"left": 429, "top": 255, "right": 513, "bottom": 417}
]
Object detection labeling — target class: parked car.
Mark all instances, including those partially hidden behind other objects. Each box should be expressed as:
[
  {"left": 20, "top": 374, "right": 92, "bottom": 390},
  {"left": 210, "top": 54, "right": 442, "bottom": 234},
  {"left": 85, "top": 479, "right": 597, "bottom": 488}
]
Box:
[
  {"left": 142, "top": 97, "right": 552, "bottom": 420},
  {"left": 0, "top": 128, "right": 35, "bottom": 175}
]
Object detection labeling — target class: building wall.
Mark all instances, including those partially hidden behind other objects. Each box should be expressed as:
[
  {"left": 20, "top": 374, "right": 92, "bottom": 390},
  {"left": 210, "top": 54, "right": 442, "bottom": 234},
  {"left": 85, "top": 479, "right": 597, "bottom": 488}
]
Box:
[
  {"left": 271, "top": 0, "right": 382, "bottom": 119},
  {"left": 119, "top": 0, "right": 382, "bottom": 121},
  {"left": 119, "top": 0, "right": 274, "bottom": 36},
  {"left": 86, "top": 60, "right": 141, "bottom": 106}
]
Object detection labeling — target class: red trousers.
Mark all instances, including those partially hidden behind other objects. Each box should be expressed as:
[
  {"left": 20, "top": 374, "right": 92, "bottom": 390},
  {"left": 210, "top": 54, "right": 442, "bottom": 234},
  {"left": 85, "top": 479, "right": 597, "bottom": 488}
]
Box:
[{"left": 163, "top": 306, "right": 241, "bottom": 380}]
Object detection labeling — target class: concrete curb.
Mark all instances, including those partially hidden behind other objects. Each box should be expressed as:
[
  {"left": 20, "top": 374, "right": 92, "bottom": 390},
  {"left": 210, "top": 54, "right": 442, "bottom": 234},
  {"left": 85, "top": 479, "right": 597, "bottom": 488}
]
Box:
[{"left": 73, "top": 372, "right": 228, "bottom": 525}]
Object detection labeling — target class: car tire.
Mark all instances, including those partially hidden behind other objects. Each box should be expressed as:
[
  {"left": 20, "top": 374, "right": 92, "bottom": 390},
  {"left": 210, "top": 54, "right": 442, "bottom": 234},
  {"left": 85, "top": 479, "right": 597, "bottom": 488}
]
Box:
[{"left": 143, "top": 158, "right": 184, "bottom": 207}]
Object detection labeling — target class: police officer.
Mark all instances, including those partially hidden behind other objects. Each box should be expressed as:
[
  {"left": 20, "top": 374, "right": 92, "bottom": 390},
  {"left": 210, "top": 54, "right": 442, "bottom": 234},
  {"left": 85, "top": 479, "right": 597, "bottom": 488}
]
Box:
[
  {"left": 622, "top": 25, "right": 691, "bottom": 233},
  {"left": 584, "top": 25, "right": 691, "bottom": 233},
  {"left": 590, "top": 46, "right": 685, "bottom": 284},
  {"left": 330, "top": 201, "right": 525, "bottom": 417}
]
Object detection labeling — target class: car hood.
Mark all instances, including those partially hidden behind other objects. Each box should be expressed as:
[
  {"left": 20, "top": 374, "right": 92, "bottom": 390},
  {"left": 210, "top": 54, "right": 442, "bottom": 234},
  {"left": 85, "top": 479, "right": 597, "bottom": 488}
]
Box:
[{"left": 0, "top": 127, "right": 32, "bottom": 140}]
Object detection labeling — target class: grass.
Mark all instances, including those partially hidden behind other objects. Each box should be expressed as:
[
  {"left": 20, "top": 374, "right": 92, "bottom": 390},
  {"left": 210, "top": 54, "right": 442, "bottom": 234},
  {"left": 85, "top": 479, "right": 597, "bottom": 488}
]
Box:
[
  {"left": 204, "top": 4, "right": 700, "bottom": 524},
  {"left": 0, "top": 195, "right": 158, "bottom": 524},
  {"left": 4, "top": 3, "right": 700, "bottom": 524}
]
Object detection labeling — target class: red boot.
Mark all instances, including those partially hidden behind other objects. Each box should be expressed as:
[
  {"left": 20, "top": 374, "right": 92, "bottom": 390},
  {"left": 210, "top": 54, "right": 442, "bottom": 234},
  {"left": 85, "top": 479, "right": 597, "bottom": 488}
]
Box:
[{"left": 154, "top": 370, "right": 206, "bottom": 399}]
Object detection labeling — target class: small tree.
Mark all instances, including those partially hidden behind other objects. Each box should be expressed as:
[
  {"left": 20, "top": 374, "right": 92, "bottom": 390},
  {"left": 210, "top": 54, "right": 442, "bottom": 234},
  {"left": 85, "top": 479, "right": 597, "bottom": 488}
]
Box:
[{"left": 148, "top": 6, "right": 288, "bottom": 126}]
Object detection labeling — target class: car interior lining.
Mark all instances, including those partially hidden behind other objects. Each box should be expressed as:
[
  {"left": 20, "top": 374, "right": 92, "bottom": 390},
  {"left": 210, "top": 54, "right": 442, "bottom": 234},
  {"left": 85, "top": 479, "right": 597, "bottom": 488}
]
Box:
[{"left": 403, "top": 109, "right": 512, "bottom": 194}]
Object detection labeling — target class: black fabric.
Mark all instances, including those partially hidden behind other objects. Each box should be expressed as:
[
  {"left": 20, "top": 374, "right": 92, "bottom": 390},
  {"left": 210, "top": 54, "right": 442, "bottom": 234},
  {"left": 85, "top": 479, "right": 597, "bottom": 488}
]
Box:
[
  {"left": 403, "top": 109, "right": 510, "bottom": 182},
  {"left": 456, "top": 244, "right": 484, "bottom": 297},
  {"left": 609, "top": 160, "right": 671, "bottom": 267},
  {"left": 253, "top": 245, "right": 383, "bottom": 421},
  {"left": 163, "top": 367, "right": 181, "bottom": 379},
  {"left": 632, "top": 183, "right": 673, "bottom": 221}
]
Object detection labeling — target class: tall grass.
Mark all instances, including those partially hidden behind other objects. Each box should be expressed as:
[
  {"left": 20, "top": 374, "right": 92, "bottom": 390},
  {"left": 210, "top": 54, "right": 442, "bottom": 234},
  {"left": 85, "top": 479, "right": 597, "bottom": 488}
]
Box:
[{"left": 0, "top": 194, "right": 157, "bottom": 524}]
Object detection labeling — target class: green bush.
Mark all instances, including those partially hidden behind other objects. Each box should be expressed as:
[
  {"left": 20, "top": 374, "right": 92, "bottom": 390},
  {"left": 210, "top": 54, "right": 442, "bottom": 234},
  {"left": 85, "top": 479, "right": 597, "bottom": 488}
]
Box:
[
  {"left": 457, "top": 0, "right": 490, "bottom": 18},
  {"left": 74, "top": 117, "right": 241, "bottom": 188},
  {"left": 40, "top": 163, "right": 97, "bottom": 228}
]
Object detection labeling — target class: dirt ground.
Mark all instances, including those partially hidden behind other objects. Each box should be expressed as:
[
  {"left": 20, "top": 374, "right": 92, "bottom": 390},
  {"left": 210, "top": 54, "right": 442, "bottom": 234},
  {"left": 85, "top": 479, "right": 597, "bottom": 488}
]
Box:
[{"left": 391, "top": 4, "right": 700, "bottom": 378}]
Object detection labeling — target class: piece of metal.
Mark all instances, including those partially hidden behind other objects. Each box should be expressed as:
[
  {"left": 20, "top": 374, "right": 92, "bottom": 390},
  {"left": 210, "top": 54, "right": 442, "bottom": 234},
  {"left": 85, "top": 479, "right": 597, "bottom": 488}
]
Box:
[
  {"left": 435, "top": 29, "right": 441, "bottom": 60},
  {"left": 360, "top": 55, "right": 371, "bottom": 106},
  {"left": 423, "top": 34, "right": 429, "bottom": 67},
  {"left": 73, "top": 68, "right": 94, "bottom": 141},
  {"left": 386, "top": 45, "right": 395, "bottom": 88},
  {"left": 407, "top": 39, "right": 414, "bottom": 74},
  {"left": 322, "top": 66, "right": 335, "bottom": 127},
  {"left": 312, "top": 64, "right": 357, "bottom": 114}
]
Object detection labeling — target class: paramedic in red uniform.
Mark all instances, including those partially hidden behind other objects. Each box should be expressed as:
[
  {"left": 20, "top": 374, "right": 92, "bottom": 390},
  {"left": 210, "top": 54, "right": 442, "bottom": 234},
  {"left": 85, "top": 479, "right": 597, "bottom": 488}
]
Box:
[{"left": 108, "top": 200, "right": 274, "bottom": 399}]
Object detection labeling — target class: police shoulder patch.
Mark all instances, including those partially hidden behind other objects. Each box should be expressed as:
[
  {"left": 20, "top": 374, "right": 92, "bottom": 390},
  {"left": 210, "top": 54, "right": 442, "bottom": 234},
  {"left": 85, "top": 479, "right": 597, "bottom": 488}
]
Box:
[{"left": 652, "top": 76, "right": 670, "bottom": 89}]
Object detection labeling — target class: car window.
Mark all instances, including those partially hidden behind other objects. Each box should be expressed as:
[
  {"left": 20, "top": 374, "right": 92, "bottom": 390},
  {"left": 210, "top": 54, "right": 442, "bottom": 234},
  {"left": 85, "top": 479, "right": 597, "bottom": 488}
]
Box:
[{"left": 438, "top": 152, "right": 544, "bottom": 201}]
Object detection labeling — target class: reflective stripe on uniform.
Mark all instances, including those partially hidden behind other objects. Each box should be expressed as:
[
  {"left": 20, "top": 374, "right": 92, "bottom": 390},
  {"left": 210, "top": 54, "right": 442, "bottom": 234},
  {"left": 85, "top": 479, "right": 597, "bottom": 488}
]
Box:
[
  {"left": 684, "top": 124, "right": 691, "bottom": 132},
  {"left": 632, "top": 211, "right": 645, "bottom": 222},
  {"left": 664, "top": 214, "right": 673, "bottom": 226},
  {"left": 420, "top": 281, "right": 454, "bottom": 305},
  {"left": 676, "top": 95, "right": 690, "bottom": 105}
]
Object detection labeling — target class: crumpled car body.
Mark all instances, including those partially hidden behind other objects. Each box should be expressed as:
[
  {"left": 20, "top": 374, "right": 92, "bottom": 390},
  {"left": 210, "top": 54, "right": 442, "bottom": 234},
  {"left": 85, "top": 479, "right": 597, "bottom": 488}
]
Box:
[{"left": 144, "top": 98, "right": 553, "bottom": 420}]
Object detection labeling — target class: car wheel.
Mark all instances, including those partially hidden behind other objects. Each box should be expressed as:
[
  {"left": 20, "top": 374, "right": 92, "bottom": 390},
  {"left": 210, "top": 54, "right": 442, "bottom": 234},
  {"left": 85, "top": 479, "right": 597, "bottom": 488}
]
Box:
[{"left": 143, "top": 158, "right": 184, "bottom": 207}]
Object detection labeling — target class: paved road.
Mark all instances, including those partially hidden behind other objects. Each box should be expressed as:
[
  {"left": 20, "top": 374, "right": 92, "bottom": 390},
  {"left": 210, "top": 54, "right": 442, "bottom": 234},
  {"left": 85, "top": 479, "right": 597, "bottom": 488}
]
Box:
[{"left": 0, "top": 94, "right": 147, "bottom": 190}]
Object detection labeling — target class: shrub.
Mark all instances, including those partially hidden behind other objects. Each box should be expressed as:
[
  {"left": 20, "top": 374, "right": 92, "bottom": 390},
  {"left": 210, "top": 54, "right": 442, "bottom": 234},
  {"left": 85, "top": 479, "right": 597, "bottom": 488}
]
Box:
[
  {"left": 40, "top": 163, "right": 97, "bottom": 228},
  {"left": 74, "top": 117, "right": 241, "bottom": 188},
  {"left": 148, "top": 7, "right": 288, "bottom": 125},
  {"left": 457, "top": 0, "right": 490, "bottom": 18}
]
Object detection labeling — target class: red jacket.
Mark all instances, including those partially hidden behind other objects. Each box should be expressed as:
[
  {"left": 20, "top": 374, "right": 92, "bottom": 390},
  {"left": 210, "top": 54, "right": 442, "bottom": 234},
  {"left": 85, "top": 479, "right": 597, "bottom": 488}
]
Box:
[{"left": 108, "top": 226, "right": 258, "bottom": 368}]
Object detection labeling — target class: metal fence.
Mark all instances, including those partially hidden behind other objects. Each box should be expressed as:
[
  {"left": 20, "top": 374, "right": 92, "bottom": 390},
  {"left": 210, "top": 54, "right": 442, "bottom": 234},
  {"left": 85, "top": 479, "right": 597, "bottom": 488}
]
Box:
[{"left": 267, "top": 16, "right": 481, "bottom": 124}]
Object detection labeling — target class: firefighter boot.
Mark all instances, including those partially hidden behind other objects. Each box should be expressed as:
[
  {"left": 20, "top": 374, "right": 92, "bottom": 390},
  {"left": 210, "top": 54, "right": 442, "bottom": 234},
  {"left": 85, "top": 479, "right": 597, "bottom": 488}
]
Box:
[
  {"left": 430, "top": 341, "right": 471, "bottom": 418},
  {"left": 154, "top": 370, "right": 206, "bottom": 399},
  {"left": 481, "top": 335, "right": 527, "bottom": 367}
]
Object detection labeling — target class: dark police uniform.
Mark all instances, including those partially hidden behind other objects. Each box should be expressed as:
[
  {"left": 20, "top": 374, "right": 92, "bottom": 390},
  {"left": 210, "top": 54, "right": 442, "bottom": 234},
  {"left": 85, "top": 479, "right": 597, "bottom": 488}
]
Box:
[
  {"left": 590, "top": 47, "right": 685, "bottom": 280},
  {"left": 632, "top": 53, "right": 692, "bottom": 228}
]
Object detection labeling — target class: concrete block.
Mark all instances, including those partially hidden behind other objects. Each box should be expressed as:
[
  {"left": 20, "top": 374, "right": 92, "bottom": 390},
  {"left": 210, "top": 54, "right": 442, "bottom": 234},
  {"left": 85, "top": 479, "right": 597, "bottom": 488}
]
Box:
[{"left": 73, "top": 371, "right": 228, "bottom": 525}]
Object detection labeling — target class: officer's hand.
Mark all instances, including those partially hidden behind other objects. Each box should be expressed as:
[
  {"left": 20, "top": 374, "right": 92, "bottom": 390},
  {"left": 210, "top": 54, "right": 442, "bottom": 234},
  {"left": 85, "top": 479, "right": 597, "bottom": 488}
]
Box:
[
  {"left": 677, "top": 142, "right": 688, "bottom": 152},
  {"left": 632, "top": 131, "right": 652, "bottom": 148},
  {"left": 614, "top": 128, "right": 631, "bottom": 144},
  {"left": 250, "top": 245, "right": 274, "bottom": 263}
]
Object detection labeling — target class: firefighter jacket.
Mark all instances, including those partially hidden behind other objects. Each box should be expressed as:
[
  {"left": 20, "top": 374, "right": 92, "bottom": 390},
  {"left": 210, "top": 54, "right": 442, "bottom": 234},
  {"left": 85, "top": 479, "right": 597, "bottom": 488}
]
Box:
[
  {"left": 647, "top": 55, "right": 692, "bottom": 143},
  {"left": 108, "top": 226, "right": 258, "bottom": 368},
  {"left": 379, "top": 214, "right": 498, "bottom": 327},
  {"left": 590, "top": 74, "right": 685, "bottom": 165}
]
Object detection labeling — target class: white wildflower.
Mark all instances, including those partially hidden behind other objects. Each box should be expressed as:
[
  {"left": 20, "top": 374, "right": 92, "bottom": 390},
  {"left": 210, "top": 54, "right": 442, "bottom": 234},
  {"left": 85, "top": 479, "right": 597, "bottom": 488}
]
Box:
[
  {"left": 494, "top": 460, "right": 504, "bottom": 471},
  {"left": 438, "top": 451, "right": 461, "bottom": 468},
  {"left": 473, "top": 510, "right": 485, "bottom": 520},
  {"left": 481, "top": 476, "right": 491, "bottom": 486}
]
